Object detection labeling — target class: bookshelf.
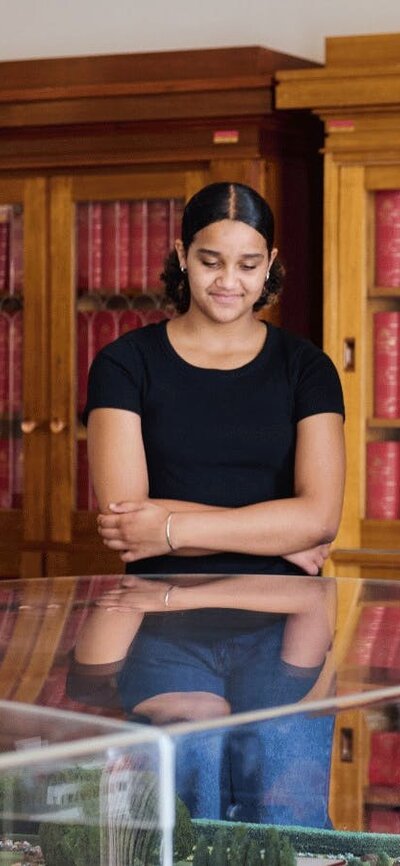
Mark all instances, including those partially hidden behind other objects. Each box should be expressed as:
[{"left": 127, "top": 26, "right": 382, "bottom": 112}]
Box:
[
  {"left": 276, "top": 31, "right": 400, "bottom": 833},
  {"left": 0, "top": 45, "right": 322, "bottom": 579},
  {"left": 276, "top": 33, "right": 400, "bottom": 573}
]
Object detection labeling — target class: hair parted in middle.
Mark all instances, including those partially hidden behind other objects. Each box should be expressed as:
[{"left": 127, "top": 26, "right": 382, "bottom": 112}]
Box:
[{"left": 161, "top": 181, "right": 285, "bottom": 314}]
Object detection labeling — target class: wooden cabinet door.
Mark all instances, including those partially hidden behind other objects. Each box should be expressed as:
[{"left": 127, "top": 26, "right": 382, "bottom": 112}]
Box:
[
  {"left": 47, "top": 167, "right": 208, "bottom": 576},
  {"left": 0, "top": 177, "right": 48, "bottom": 578}
]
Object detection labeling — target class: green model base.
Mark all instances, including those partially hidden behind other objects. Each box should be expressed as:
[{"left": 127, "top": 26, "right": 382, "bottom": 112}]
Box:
[{"left": 193, "top": 820, "right": 400, "bottom": 859}]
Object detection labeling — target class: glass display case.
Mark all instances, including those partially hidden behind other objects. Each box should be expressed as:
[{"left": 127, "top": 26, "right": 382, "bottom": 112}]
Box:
[
  {"left": 1, "top": 571, "right": 400, "bottom": 850},
  {"left": 0, "top": 700, "right": 174, "bottom": 866}
]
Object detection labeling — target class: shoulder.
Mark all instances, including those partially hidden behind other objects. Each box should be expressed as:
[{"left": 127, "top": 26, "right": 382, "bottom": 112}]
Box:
[
  {"left": 93, "top": 321, "right": 166, "bottom": 371},
  {"left": 269, "top": 324, "right": 338, "bottom": 375},
  {"left": 268, "top": 325, "right": 345, "bottom": 419}
]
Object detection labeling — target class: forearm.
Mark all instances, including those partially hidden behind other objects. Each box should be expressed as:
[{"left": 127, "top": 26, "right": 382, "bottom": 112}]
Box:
[
  {"left": 74, "top": 607, "right": 143, "bottom": 665},
  {"left": 168, "top": 572, "right": 330, "bottom": 616},
  {"left": 169, "top": 496, "right": 336, "bottom": 558}
]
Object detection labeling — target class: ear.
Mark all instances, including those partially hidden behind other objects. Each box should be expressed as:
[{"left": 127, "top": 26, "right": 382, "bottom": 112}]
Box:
[
  {"left": 175, "top": 239, "right": 186, "bottom": 269},
  {"left": 269, "top": 247, "right": 278, "bottom": 268}
]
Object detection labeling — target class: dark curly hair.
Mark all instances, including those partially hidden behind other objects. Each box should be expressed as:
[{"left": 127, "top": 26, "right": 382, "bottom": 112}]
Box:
[{"left": 161, "top": 182, "right": 284, "bottom": 314}]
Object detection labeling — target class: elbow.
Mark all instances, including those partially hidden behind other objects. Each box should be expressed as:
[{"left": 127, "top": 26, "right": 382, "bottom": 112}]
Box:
[{"left": 315, "top": 512, "right": 341, "bottom": 546}]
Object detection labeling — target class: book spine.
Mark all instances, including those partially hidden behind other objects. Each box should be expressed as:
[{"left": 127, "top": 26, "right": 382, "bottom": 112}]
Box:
[
  {"left": 9, "top": 206, "right": 24, "bottom": 296},
  {"left": 9, "top": 310, "right": 23, "bottom": 417},
  {"left": 101, "top": 202, "right": 119, "bottom": 293},
  {"left": 0, "top": 206, "right": 10, "bottom": 294},
  {"left": 345, "top": 604, "right": 386, "bottom": 668},
  {"left": 375, "top": 190, "right": 400, "bottom": 288},
  {"left": 370, "top": 606, "right": 400, "bottom": 670},
  {"left": 147, "top": 200, "right": 169, "bottom": 291},
  {"left": 367, "top": 808, "right": 400, "bottom": 833},
  {"left": 12, "top": 436, "right": 23, "bottom": 509},
  {"left": 366, "top": 441, "right": 400, "bottom": 519},
  {"left": 118, "top": 309, "right": 143, "bottom": 336},
  {"left": 77, "top": 311, "right": 94, "bottom": 417},
  {"left": 77, "top": 440, "right": 98, "bottom": 511},
  {"left": 369, "top": 732, "right": 400, "bottom": 786},
  {"left": 373, "top": 311, "right": 400, "bottom": 418},
  {"left": 129, "top": 200, "right": 147, "bottom": 291},
  {"left": 118, "top": 202, "right": 130, "bottom": 293},
  {"left": 0, "top": 312, "right": 9, "bottom": 416},
  {"left": 0, "top": 438, "right": 12, "bottom": 508},
  {"left": 76, "top": 202, "right": 102, "bottom": 293},
  {"left": 92, "top": 310, "right": 120, "bottom": 357}
]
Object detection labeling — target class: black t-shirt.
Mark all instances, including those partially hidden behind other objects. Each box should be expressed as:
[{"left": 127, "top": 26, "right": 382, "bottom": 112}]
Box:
[{"left": 83, "top": 321, "right": 344, "bottom": 576}]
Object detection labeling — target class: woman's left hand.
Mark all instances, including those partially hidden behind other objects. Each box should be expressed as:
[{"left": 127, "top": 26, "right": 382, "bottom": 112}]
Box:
[
  {"left": 97, "top": 500, "right": 171, "bottom": 561},
  {"left": 95, "top": 576, "right": 178, "bottom": 612}
]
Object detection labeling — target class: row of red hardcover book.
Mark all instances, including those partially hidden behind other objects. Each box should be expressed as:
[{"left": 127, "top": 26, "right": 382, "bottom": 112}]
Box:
[
  {"left": 366, "top": 730, "right": 400, "bottom": 832},
  {"left": 346, "top": 604, "right": 400, "bottom": 676},
  {"left": 375, "top": 190, "right": 400, "bottom": 289},
  {"left": 366, "top": 441, "right": 400, "bottom": 519},
  {"left": 0, "top": 205, "right": 23, "bottom": 296},
  {"left": 373, "top": 311, "right": 400, "bottom": 419},
  {"left": 76, "top": 198, "right": 184, "bottom": 294},
  {"left": 77, "top": 306, "right": 169, "bottom": 415}
]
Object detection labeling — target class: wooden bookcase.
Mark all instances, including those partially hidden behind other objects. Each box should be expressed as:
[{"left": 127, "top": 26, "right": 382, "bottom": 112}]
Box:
[
  {"left": 276, "top": 31, "right": 400, "bottom": 833},
  {"left": 0, "top": 45, "right": 322, "bottom": 579}
]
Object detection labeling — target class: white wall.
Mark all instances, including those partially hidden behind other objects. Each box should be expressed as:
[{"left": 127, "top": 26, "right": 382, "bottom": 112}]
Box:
[{"left": 0, "top": 0, "right": 398, "bottom": 63}]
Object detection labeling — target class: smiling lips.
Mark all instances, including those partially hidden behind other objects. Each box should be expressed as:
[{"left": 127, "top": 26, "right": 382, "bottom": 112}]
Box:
[{"left": 209, "top": 291, "right": 244, "bottom": 304}]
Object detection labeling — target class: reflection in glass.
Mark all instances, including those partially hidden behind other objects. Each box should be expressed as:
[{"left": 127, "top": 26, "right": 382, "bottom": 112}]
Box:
[{"left": 1, "top": 573, "right": 400, "bottom": 838}]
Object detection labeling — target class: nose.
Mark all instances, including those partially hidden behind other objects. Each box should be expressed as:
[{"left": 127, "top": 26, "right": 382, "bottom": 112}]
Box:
[{"left": 214, "top": 266, "right": 240, "bottom": 290}]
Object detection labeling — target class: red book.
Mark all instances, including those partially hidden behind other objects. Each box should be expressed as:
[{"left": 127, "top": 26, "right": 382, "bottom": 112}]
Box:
[
  {"left": 0, "top": 206, "right": 10, "bottom": 294},
  {"left": 345, "top": 604, "right": 386, "bottom": 668},
  {"left": 367, "top": 807, "right": 400, "bottom": 833},
  {"left": 12, "top": 437, "right": 23, "bottom": 509},
  {"left": 129, "top": 200, "right": 148, "bottom": 291},
  {"left": 9, "top": 205, "right": 24, "bottom": 296},
  {"left": 147, "top": 200, "right": 169, "bottom": 290},
  {"left": 0, "top": 439, "right": 12, "bottom": 508},
  {"left": 366, "top": 441, "right": 400, "bottom": 519},
  {"left": 0, "top": 312, "right": 9, "bottom": 416},
  {"left": 369, "top": 732, "right": 400, "bottom": 786},
  {"left": 91, "top": 310, "right": 119, "bottom": 357},
  {"left": 77, "top": 439, "right": 98, "bottom": 511},
  {"left": 375, "top": 190, "right": 400, "bottom": 288},
  {"left": 101, "top": 202, "right": 130, "bottom": 294},
  {"left": 8, "top": 310, "right": 23, "bottom": 417},
  {"left": 118, "top": 309, "right": 143, "bottom": 336},
  {"left": 77, "top": 311, "right": 94, "bottom": 417},
  {"left": 373, "top": 311, "right": 400, "bottom": 418},
  {"left": 76, "top": 202, "right": 102, "bottom": 293},
  {"left": 370, "top": 606, "right": 400, "bottom": 671},
  {"left": 169, "top": 198, "right": 184, "bottom": 246},
  {"left": 141, "top": 308, "right": 168, "bottom": 325}
]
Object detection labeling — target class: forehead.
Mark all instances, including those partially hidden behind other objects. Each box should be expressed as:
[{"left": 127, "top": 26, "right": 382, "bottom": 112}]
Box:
[{"left": 191, "top": 219, "right": 267, "bottom": 253}]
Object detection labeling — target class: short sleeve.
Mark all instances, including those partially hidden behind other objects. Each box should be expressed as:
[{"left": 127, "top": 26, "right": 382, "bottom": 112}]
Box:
[
  {"left": 294, "top": 345, "right": 345, "bottom": 423},
  {"left": 81, "top": 344, "right": 143, "bottom": 426}
]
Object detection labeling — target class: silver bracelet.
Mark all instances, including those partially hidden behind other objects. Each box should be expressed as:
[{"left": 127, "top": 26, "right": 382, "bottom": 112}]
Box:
[
  {"left": 165, "top": 512, "right": 176, "bottom": 551},
  {"left": 163, "top": 585, "right": 174, "bottom": 608}
]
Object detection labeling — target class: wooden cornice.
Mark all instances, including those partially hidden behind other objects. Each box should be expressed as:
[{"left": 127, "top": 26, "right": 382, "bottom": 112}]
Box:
[
  {"left": 276, "top": 33, "right": 400, "bottom": 112},
  {"left": 0, "top": 45, "right": 318, "bottom": 129}
]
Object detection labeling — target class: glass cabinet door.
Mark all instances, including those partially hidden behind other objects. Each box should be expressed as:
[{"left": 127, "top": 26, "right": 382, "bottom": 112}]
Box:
[
  {"left": 0, "top": 178, "right": 48, "bottom": 578},
  {"left": 48, "top": 169, "right": 206, "bottom": 573},
  {"left": 365, "top": 175, "right": 400, "bottom": 540}
]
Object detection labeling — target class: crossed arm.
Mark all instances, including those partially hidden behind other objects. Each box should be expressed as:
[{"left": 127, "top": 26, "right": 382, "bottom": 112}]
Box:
[{"left": 87, "top": 407, "right": 345, "bottom": 565}]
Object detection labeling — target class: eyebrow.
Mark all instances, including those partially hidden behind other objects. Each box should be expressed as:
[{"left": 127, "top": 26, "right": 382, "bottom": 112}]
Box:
[{"left": 196, "top": 248, "right": 265, "bottom": 259}]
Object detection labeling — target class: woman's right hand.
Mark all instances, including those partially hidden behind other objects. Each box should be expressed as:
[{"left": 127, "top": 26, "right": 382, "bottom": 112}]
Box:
[{"left": 283, "top": 544, "right": 331, "bottom": 575}]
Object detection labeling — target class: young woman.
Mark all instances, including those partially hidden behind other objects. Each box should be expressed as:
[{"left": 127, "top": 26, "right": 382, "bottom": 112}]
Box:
[{"left": 78, "top": 181, "right": 345, "bottom": 826}]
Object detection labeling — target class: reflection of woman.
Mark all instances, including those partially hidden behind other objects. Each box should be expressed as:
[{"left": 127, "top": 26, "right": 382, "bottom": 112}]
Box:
[{"left": 79, "top": 182, "right": 345, "bottom": 825}]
